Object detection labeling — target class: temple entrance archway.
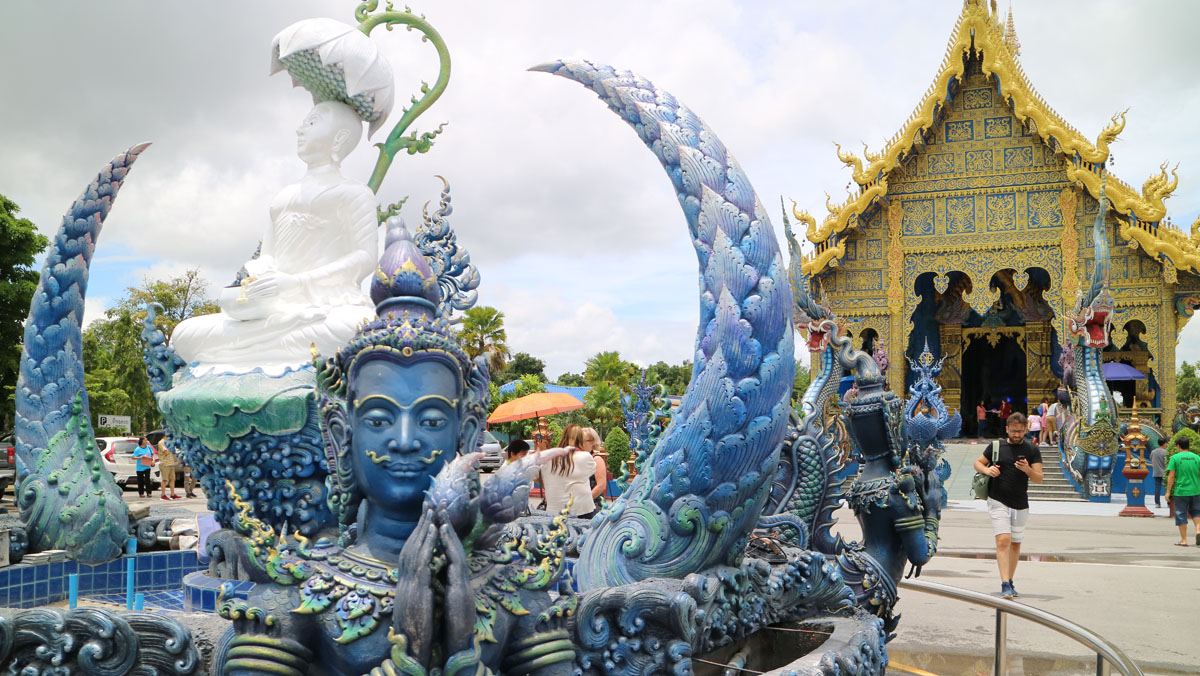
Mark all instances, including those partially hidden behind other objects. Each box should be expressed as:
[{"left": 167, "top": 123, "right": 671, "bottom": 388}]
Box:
[
  {"left": 961, "top": 330, "right": 1027, "bottom": 437},
  {"left": 924, "top": 267, "right": 1060, "bottom": 436}
]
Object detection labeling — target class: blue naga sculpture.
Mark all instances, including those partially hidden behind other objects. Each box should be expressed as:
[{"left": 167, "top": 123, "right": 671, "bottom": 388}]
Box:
[
  {"left": 13, "top": 144, "right": 148, "bottom": 563},
  {"left": 1059, "top": 177, "right": 1121, "bottom": 501},
  {"left": 534, "top": 60, "right": 797, "bottom": 591},
  {"left": 767, "top": 214, "right": 957, "bottom": 633}
]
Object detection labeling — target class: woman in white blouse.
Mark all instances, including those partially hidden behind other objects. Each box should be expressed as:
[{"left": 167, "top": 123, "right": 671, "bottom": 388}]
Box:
[{"left": 542, "top": 424, "right": 598, "bottom": 517}]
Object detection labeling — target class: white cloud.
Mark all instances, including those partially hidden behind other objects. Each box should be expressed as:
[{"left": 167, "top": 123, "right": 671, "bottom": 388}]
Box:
[
  {"left": 81, "top": 296, "right": 111, "bottom": 331},
  {"left": 3, "top": 0, "right": 1199, "bottom": 379}
]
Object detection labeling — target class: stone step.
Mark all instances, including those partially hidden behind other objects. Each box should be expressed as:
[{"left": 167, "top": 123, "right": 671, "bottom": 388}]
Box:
[
  {"left": 1028, "top": 489, "right": 1085, "bottom": 501},
  {"left": 1028, "top": 485, "right": 1080, "bottom": 495}
]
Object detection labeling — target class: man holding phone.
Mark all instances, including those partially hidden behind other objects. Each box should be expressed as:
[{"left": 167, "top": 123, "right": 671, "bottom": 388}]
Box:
[{"left": 974, "top": 412, "right": 1044, "bottom": 599}]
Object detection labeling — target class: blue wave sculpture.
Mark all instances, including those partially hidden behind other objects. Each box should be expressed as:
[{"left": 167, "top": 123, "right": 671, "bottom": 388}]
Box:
[
  {"left": 14, "top": 145, "right": 148, "bottom": 563},
  {"left": 533, "top": 60, "right": 795, "bottom": 589}
]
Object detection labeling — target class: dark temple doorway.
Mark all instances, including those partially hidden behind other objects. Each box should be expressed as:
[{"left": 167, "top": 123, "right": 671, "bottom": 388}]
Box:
[{"left": 961, "top": 335, "right": 1027, "bottom": 437}]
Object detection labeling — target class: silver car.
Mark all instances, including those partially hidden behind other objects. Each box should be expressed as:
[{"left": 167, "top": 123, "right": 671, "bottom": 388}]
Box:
[
  {"left": 477, "top": 431, "right": 504, "bottom": 472},
  {"left": 96, "top": 437, "right": 159, "bottom": 489}
]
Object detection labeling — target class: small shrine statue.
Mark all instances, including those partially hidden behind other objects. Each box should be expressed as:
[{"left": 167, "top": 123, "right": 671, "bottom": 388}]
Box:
[
  {"left": 170, "top": 100, "right": 378, "bottom": 373},
  {"left": 218, "top": 226, "right": 576, "bottom": 676}
]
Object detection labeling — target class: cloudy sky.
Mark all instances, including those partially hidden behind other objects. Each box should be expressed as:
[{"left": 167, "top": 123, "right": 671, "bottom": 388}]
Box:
[{"left": 2, "top": 0, "right": 1198, "bottom": 379}]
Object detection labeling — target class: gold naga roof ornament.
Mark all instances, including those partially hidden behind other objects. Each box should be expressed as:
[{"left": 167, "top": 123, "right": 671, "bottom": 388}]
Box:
[{"left": 794, "top": 0, "right": 1195, "bottom": 277}]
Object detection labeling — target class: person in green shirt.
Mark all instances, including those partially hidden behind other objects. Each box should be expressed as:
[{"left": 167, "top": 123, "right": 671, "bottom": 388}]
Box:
[{"left": 1165, "top": 437, "right": 1200, "bottom": 546}]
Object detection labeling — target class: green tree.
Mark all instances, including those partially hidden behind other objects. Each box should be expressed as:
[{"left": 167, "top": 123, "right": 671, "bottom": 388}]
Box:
[
  {"left": 585, "top": 351, "right": 635, "bottom": 390},
  {"left": 0, "top": 194, "right": 50, "bottom": 430},
  {"left": 498, "top": 352, "right": 546, "bottom": 385},
  {"left": 583, "top": 382, "right": 622, "bottom": 437},
  {"left": 460, "top": 306, "right": 510, "bottom": 376},
  {"left": 1167, "top": 427, "right": 1200, "bottom": 463},
  {"left": 603, "top": 426, "right": 631, "bottom": 477},
  {"left": 556, "top": 372, "right": 587, "bottom": 387},
  {"left": 793, "top": 360, "right": 812, "bottom": 405},
  {"left": 1178, "top": 361, "right": 1200, "bottom": 405},
  {"left": 110, "top": 269, "right": 218, "bottom": 342},
  {"left": 83, "top": 270, "right": 218, "bottom": 433},
  {"left": 645, "top": 360, "right": 691, "bottom": 395}
]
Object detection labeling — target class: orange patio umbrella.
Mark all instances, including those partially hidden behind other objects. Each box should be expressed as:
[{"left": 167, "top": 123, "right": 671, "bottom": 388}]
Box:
[{"left": 487, "top": 392, "right": 584, "bottom": 423}]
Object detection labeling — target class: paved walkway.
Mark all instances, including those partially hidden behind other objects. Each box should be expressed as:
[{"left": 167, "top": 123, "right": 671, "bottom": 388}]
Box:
[{"left": 830, "top": 486, "right": 1198, "bottom": 675}]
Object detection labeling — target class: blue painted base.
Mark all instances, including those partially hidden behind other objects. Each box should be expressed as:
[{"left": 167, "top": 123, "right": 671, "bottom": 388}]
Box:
[{"left": 183, "top": 570, "right": 254, "bottom": 613}]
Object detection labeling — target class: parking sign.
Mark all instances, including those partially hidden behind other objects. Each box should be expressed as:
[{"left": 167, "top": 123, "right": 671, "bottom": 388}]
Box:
[{"left": 98, "top": 414, "right": 132, "bottom": 433}]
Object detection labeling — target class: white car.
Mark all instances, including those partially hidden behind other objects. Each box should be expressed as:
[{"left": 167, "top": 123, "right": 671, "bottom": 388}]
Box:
[
  {"left": 96, "top": 437, "right": 159, "bottom": 489},
  {"left": 477, "top": 431, "right": 504, "bottom": 472}
]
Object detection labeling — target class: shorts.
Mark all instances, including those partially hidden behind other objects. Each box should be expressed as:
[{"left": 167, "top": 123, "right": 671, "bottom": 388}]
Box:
[
  {"left": 987, "top": 498, "right": 1030, "bottom": 543},
  {"left": 1173, "top": 494, "right": 1200, "bottom": 525}
]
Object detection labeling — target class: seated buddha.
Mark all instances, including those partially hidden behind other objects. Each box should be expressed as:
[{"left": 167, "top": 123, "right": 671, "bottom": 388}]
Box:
[
  {"left": 217, "top": 225, "right": 577, "bottom": 676},
  {"left": 170, "top": 100, "right": 377, "bottom": 374}
]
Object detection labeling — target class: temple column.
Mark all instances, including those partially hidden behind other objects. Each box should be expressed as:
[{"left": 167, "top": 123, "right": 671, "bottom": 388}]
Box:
[
  {"left": 938, "top": 324, "right": 963, "bottom": 413},
  {"left": 1161, "top": 273, "right": 1178, "bottom": 426},
  {"left": 885, "top": 203, "right": 906, "bottom": 392},
  {"left": 1058, "top": 187, "right": 1081, "bottom": 342},
  {"left": 1025, "top": 320, "right": 1056, "bottom": 404}
]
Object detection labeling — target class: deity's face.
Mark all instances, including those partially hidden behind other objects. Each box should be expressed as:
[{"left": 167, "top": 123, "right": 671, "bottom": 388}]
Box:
[
  {"left": 349, "top": 357, "right": 459, "bottom": 512},
  {"left": 296, "top": 102, "right": 360, "bottom": 165}
]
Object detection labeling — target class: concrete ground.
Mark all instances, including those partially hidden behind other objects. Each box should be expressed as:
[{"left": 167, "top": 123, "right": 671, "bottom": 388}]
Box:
[{"left": 829, "top": 441, "right": 1197, "bottom": 675}]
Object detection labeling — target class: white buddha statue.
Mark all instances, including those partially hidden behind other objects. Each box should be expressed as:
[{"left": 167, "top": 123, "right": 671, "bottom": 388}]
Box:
[{"left": 171, "top": 100, "right": 378, "bottom": 374}]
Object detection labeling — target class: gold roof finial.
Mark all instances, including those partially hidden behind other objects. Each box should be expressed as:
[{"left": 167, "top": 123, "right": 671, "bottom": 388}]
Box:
[{"left": 1004, "top": 4, "right": 1021, "bottom": 56}]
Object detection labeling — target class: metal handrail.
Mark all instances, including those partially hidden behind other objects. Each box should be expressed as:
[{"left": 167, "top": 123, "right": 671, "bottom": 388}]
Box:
[{"left": 899, "top": 579, "right": 1143, "bottom": 676}]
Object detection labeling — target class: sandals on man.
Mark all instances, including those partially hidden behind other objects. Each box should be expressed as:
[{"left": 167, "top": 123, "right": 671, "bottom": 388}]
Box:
[{"left": 1174, "top": 542, "right": 1188, "bottom": 547}]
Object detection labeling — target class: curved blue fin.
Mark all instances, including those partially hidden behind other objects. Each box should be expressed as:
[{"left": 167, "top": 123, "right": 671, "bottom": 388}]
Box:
[
  {"left": 14, "top": 145, "right": 148, "bottom": 563},
  {"left": 533, "top": 61, "right": 794, "bottom": 588}
]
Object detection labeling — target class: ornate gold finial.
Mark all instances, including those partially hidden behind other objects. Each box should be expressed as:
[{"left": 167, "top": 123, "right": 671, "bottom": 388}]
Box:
[{"left": 1004, "top": 4, "right": 1021, "bottom": 56}]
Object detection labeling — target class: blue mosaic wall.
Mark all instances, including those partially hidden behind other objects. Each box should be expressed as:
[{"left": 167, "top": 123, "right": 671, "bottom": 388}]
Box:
[{"left": 0, "top": 550, "right": 202, "bottom": 608}]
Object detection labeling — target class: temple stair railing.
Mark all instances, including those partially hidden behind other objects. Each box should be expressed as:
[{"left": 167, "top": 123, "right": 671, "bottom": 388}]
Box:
[{"left": 900, "top": 579, "right": 1144, "bottom": 676}]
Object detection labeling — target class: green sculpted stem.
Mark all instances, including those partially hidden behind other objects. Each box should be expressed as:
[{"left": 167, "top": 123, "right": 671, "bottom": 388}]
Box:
[{"left": 355, "top": 1, "right": 451, "bottom": 198}]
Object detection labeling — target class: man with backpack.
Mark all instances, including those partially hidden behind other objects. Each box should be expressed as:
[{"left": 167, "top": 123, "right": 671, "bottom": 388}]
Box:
[{"left": 974, "top": 412, "right": 1044, "bottom": 599}]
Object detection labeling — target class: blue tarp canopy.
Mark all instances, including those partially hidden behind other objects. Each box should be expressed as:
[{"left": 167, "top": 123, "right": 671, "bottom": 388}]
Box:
[
  {"left": 1101, "top": 362, "right": 1146, "bottom": 381},
  {"left": 497, "top": 381, "right": 592, "bottom": 400}
]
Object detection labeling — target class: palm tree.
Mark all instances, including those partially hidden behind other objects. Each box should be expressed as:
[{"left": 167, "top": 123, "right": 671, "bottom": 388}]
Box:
[
  {"left": 585, "top": 351, "right": 633, "bottom": 390},
  {"left": 459, "top": 306, "right": 511, "bottom": 376},
  {"left": 584, "top": 382, "right": 623, "bottom": 437}
]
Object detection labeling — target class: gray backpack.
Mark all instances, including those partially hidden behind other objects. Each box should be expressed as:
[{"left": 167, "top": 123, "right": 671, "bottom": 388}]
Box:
[{"left": 971, "top": 440, "right": 1005, "bottom": 499}]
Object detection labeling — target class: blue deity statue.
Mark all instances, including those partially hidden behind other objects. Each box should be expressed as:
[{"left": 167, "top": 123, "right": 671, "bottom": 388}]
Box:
[{"left": 218, "top": 222, "right": 574, "bottom": 676}]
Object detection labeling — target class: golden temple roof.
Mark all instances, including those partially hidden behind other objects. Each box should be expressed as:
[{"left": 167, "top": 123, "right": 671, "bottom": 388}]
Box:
[{"left": 799, "top": 0, "right": 1197, "bottom": 277}]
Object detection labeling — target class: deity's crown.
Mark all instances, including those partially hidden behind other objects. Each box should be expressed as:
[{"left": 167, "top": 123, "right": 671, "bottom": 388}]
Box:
[
  {"left": 315, "top": 217, "right": 474, "bottom": 401},
  {"left": 372, "top": 218, "right": 442, "bottom": 315},
  {"left": 314, "top": 215, "right": 489, "bottom": 537}
]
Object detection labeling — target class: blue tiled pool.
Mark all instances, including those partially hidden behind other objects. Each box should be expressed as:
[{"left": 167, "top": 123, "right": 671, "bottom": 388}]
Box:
[{"left": 0, "top": 551, "right": 202, "bottom": 608}]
